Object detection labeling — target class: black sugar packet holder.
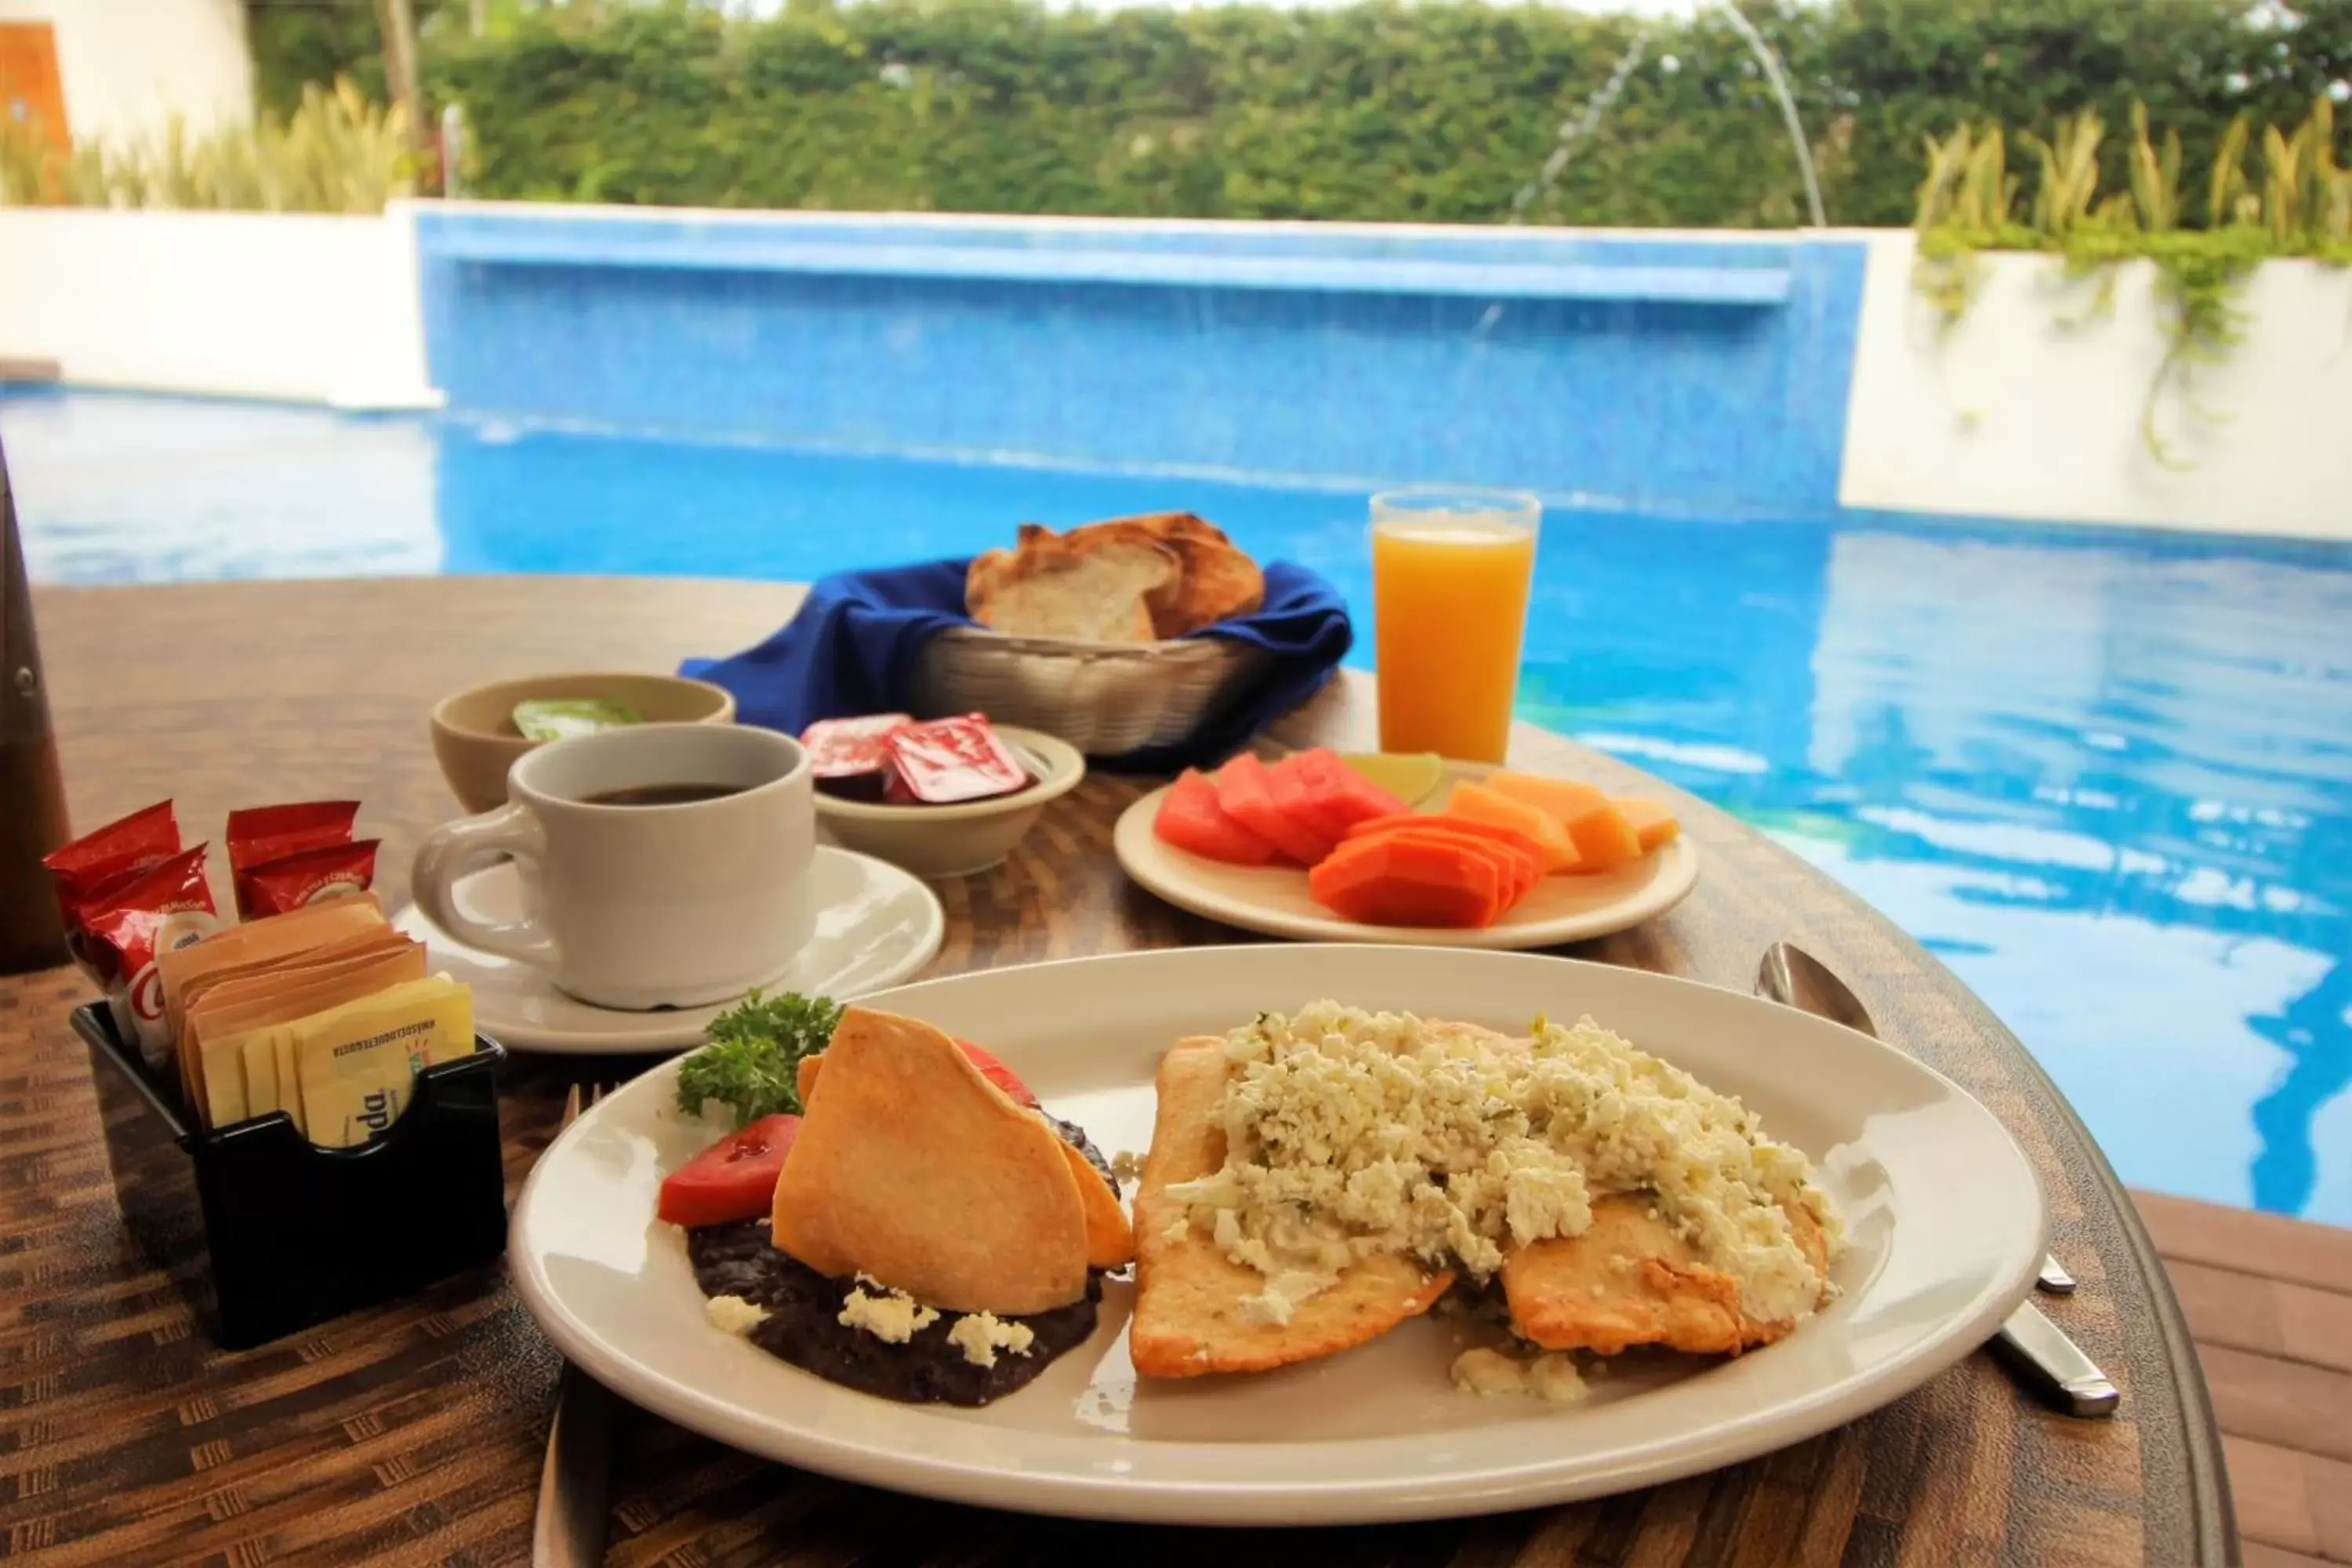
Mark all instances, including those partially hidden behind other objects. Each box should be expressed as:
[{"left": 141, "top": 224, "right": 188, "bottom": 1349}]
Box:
[{"left": 72, "top": 1003, "right": 509, "bottom": 1350}]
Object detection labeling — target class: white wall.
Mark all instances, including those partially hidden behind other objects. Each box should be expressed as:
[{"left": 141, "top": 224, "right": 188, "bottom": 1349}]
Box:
[
  {"left": 0, "top": 0, "right": 252, "bottom": 147},
  {"left": 1840, "top": 231, "right": 2352, "bottom": 543},
  {"left": 0, "top": 203, "right": 437, "bottom": 409}
]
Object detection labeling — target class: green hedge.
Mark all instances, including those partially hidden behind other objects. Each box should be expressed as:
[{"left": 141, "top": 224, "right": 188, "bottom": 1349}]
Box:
[{"left": 274, "top": 0, "right": 2351, "bottom": 227}]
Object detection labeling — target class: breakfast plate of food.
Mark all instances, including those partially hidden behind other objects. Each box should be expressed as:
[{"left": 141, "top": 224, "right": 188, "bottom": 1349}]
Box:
[
  {"left": 1112, "top": 750, "right": 1700, "bottom": 948},
  {"left": 509, "top": 944, "right": 2044, "bottom": 1523}
]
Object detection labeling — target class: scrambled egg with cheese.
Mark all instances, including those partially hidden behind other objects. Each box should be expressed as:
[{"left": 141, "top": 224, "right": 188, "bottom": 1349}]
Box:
[{"left": 1160, "top": 1001, "right": 1842, "bottom": 1327}]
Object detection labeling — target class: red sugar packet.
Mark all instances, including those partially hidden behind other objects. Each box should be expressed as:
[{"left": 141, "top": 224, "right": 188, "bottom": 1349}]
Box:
[
  {"left": 83, "top": 844, "right": 220, "bottom": 1069},
  {"left": 238, "top": 839, "right": 380, "bottom": 919},
  {"left": 227, "top": 801, "right": 359, "bottom": 919},
  {"left": 883, "top": 715, "right": 1029, "bottom": 805}
]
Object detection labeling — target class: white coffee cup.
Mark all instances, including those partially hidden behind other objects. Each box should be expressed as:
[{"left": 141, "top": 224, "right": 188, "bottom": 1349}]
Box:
[{"left": 411, "top": 722, "right": 815, "bottom": 1010}]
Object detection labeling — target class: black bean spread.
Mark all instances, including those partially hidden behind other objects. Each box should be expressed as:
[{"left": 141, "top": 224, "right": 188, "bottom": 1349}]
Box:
[{"left": 685, "top": 1118, "right": 1122, "bottom": 1407}]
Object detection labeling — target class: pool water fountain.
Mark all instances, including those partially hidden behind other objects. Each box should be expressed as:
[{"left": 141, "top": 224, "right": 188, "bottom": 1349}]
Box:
[{"left": 1511, "top": 4, "right": 1827, "bottom": 229}]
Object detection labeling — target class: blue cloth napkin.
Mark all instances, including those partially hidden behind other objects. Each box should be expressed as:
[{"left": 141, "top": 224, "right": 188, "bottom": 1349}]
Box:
[{"left": 680, "top": 558, "right": 1353, "bottom": 771}]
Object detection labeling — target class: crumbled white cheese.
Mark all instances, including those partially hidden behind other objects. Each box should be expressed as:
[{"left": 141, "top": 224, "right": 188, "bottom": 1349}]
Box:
[
  {"left": 837, "top": 1275, "right": 940, "bottom": 1343},
  {"left": 1110, "top": 1150, "right": 1145, "bottom": 1184},
  {"left": 705, "top": 1294, "right": 769, "bottom": 1336},
  {"left": 946, "top": 1312, "right": 1036, "bottom": 1368},
  {"left": 1450, "top": 1348, "right": 1527, "bottom": 1396},
  {"left": 1162, "top": 1002, "right": 1842, "bottom": 1327},
  {"left": 1449, "top": 1346, "right": 1588, "bottom": 1402},
  {"left": 1526, "top": 1353, "right": 1588, "bottom": 1404}
]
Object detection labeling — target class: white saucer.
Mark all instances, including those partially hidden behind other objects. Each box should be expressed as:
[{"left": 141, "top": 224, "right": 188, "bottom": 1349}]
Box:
[{"left": 390, "top": 846, "right": 946, "bottom": 1055}]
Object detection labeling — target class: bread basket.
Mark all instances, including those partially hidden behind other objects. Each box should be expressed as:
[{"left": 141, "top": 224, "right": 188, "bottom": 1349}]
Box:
[{"left": 910, "top": 628, "right": 1271, "bottom": 757}]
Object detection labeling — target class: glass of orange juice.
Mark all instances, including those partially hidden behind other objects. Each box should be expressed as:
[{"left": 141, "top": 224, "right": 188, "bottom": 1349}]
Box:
[{"left": 1370, "top": 488, "right": 1541, "bottom": 764}]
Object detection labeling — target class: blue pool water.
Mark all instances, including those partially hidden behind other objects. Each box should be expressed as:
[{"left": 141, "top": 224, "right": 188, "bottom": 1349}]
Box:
[{"left": 8, "top": 386, "right": 2349, "bottom": 1225}]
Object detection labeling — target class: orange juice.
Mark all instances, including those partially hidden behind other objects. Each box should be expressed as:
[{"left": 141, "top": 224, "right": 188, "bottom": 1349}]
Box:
[{"left": 1370, "top": 495, "right": 1539, "bottom": 764}]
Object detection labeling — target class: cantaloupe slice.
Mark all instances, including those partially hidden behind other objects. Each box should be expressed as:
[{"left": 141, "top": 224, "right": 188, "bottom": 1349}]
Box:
[
  {"left": 1611, "top": 796, "right": 1682, "bottom": 852},
  {"left": 1441, "top": 779, "right": 1581, "bottom": 873},
  {"left": 1485, "top": 771, "right": 1645, "bottom": 871},
  {"left": 1485, "top": 772, "right": 1606, "bottom": 823}
]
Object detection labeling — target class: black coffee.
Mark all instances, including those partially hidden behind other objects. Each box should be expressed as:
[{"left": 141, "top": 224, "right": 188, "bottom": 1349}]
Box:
[{"left": 582, "top": 782, "right": 746, "bottom": 808}]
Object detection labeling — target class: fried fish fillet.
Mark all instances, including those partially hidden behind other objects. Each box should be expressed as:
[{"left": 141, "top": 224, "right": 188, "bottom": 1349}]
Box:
[
  {"left": 1501, "top": 1192, "right": 1832, "bottom": 1356},
  {"left": 1129, "top": 1038, "right": 1453, "bottom": 1378}
]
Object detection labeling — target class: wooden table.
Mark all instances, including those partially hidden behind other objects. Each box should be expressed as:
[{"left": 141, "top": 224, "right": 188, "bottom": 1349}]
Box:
[{"left": 1, "top": 577, "right": 2234, "bottom": 1566}]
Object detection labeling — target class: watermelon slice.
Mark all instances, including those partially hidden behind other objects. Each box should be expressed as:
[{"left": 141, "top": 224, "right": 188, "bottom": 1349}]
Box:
[
  {"left": 1154, "top": 769, "right": 1280, "bottom": 866},
  {"left": 1290, "top": 748, "right": 1410, "bottom": 830},
  {"left": 1213, "top": 753, "right": 1330, "bottom": 866},
  {"left": 1261, "top": 757, "right": 1347, "bottom": 862}
]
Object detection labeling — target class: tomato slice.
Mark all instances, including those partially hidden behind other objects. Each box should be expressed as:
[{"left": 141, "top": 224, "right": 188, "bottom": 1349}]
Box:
[
  {"left": 956, "top": 1039, "right": 1040, "bottom": 1109},
  {"left": 658, "top": 1112, "right": 803, "bottom": 1229}
]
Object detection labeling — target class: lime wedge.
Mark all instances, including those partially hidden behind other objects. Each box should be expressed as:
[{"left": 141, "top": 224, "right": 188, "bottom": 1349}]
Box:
[
  {"left": 512, "top": 698, "right": 644, "bottom": 742},
  {"left": 1337, "top": 750, "right": 1447, "bottom": 808}
]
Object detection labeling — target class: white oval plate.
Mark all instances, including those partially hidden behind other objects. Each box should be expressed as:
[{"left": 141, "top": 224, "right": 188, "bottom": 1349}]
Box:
[
  {"left": 390, "top": 846, "right": 944, "bottom": 1054},
  {"left": 509, "top": 945, "right": 2045, "bottom": 1524},
  {"left": 1112, "top": 762, "right": 1699, "bottom": 948}
]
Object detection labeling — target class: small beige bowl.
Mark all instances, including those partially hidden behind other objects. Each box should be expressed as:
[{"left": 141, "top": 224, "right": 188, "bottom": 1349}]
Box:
[
  {"left": 430, "top": 672, "right": 737, "bottom": 813},
  {"left": 814, "top": 726, "right": 1086, "bottom": 878}
]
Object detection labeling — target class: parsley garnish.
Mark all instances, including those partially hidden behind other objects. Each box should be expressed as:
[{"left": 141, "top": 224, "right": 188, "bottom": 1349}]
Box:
[{"left": 673, "top": 989, "right": 844, "bottom": 1127}]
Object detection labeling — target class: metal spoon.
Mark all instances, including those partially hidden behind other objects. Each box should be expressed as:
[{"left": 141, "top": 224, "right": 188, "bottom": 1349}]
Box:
[
  {"left": 1757, "top": 942, "right": 2074, "bottom": 1292},
  {"left": 1756, "top": 942, "right": 2118, "bottom": 1418}
]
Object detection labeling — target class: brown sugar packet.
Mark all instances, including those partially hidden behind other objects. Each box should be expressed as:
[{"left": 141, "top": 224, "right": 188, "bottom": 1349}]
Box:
[
  {"left": 183, "top": 942, "right": 428, "bottom": 1127},
  {"left": 173, "top": 929, "right": 412, "bottom": 1112},
  {"left": 158, "top": 895, "right": 387, "bottom": 1071}
]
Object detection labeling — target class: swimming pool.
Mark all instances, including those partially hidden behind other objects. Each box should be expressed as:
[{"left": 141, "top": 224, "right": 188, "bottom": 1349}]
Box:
[{"left": 8, "top": 385, "right": 2348, "bottom": 1225}]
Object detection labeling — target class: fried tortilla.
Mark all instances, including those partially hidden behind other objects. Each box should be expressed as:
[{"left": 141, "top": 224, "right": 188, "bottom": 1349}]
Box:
[
  {"left": 1502, "top": 1192, "right": 1832, "bottom": 1356},
  {"left": 1059, "top": 1140, "right": 1137, "bottom": 1269},
  {"left": 770, "top": 1007, "right": 1089, "bottom": 1316},
  {"left": 1129, "top": 1037, "right": 1452, "bottom": 1379},
  {"left": 796, "top": 1047, "right": 1134, "bottom": 1271}
]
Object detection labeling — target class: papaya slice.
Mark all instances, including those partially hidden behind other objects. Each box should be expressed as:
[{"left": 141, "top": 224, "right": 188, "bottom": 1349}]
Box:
[
  {"left": 1442, "top": 779, "right": 1581, "bottom": 873},
  {"left": 1308, "top": 833, "right": 1508, "bottom": 928},
  {"left": 1337, "top": 815, "right": 1541, "bottom": 904}
]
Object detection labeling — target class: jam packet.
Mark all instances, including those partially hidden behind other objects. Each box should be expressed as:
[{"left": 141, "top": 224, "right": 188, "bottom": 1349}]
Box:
[
  {"left": 83, "top": 843, "right": 222, "bottom": 1069},
  {"left": 804, "top": 713, "right": 914, "bottom": 802},
  {"left": 238, "top": 839, "right": 381, "bottom": 919},
  {"left": 226, "top": 801, "right": 360, "bottom": 920},
  {"left": 43, "top": 800, "right": 182, "bottom": 984},
  {"left": 883, "top": 715, "right": 1030, "bottom": 805}
]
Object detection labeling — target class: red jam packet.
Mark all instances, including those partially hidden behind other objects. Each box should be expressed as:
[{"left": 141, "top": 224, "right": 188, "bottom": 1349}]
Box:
[
  {"left": 43, "top": 800, "right": 182, "bottom": 983},
  {"left": 238, "top": 840, "right": 381, "bottom": 918},
  {"left": 802, "top": 715, "right": 913, "bottom": 779},
  {"left": 227, "top": 801, "right": 359, "bottom": 919},
  {"left": 883, "top": 715, "right": 1030, "bottom": 805},
  {"left": 83, "top": 843, "right": 221, "bottom": 1069}
]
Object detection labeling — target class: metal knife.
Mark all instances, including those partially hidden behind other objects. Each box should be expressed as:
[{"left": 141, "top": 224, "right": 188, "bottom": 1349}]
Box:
[
  {"left": 1755, "top": 943, "right": 2120, "bottom": 1419},
  {"left": 534, "top": 1086, "right": 617, "bottom": 1566}
]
